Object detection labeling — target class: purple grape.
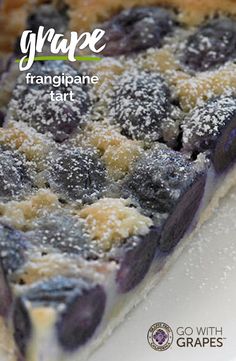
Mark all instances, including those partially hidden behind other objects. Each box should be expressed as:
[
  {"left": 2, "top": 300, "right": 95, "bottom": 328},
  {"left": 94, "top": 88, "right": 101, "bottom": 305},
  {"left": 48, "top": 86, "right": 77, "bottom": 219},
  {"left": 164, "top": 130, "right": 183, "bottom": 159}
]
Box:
[
  {"left": 0, "top": 148, "right": 32, "bottom": 200},
  {"left": 159, "top": 172, "right": 206, "bottom": 251},
  {"left": 0, "top": 223, "right": 28, "bottom": 274},
  {"left": 27, "top": 212, "right": 100, "bottom": 259},
  {"left": 10, "top": 62, "right": 89, "bottom": 142},
  {"left": 123, "top": 146, "right": 204, "bottom": 213},
  {"left": 14, "top": 277, "right": 106, "bottom": 352},
  {"left": 182, "top": 18, "right": 236, "bottom": 71},
  {"left": 123, "top": 146, "right": 207, "bottom": 251},
  {"left": 182, "top": 96, "right": 236, "bottom": 173},
  {"left": 109, "top": 71, "right": 171, "bottom": 141},
  {"left": 101, "top": 7, "right": 175, "bottom": 56},
  {"left": 47, "top": 147, "right": 107, "bottom": 203},
  {"left": 114, "top": 227, "right": 160, "bottom": 293},
  {"left": 56, "top": 283, "right": 106, "bottom": 350},
  {"left": 27, "top": 4, "right": 68, "bottom": 33}
]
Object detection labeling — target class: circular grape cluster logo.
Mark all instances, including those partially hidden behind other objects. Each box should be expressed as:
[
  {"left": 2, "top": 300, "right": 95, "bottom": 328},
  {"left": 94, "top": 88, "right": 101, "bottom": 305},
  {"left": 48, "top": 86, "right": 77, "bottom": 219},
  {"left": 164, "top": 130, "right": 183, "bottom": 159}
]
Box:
[{"left": 147, "top": 322, "right": 173, "bottom": 351}]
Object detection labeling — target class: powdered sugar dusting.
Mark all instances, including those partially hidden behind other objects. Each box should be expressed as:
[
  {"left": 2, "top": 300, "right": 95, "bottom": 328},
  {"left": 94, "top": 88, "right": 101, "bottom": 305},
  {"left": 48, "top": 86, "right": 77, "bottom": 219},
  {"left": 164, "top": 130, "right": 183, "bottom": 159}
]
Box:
[
  {"left": 108, "top": 69, "right": 172, "bottom": 142},
  {"left": 0, "top": 6, "right": 236, "bottom": 300},
  {"left": 182, "top": 96, "right": 236, "bottom": 151}
]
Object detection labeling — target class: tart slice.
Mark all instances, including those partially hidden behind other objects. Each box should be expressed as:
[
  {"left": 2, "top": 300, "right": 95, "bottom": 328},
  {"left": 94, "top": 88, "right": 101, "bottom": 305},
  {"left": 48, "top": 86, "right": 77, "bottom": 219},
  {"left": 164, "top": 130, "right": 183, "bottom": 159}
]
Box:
[{"left": 1, "top": 1, "right": 236, "bottom": 361}]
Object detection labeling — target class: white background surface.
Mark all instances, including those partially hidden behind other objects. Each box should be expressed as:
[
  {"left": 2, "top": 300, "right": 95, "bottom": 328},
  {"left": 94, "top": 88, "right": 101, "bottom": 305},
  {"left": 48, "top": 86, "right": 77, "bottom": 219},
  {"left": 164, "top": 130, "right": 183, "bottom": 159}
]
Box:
[{"left": 88, "top": 186, "right": 236, "bottom": 361}]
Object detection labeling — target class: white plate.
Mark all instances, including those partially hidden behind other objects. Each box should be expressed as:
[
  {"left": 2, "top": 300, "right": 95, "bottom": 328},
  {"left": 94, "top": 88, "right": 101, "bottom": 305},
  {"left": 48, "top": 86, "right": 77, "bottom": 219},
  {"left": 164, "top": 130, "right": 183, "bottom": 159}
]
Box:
[{"left": 88, "top": 186, "right": 236, "bottom": 361}]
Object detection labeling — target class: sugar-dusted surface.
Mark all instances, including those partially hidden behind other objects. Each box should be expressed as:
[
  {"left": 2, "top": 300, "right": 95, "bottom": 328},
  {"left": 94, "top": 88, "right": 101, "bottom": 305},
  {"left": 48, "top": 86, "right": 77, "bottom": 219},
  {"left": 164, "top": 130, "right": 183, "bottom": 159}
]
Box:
[
  {"left": 1, "top": 3, "right": 236, "bottom": 361},
  {"left": 88, "top": 185, "right": 236, "bottom": 361},
  {"left": 182, "top": 96, "right": 236, "bottom": 152}
]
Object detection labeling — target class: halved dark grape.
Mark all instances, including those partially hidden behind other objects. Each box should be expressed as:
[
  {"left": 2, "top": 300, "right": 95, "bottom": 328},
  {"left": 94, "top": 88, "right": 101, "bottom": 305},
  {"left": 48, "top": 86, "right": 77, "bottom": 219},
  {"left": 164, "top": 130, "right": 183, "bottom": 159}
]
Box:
[
  {"left": 56, "top": 283, "right": 106, "bottom": 350},
  {"left": 159, "top": 173, "right": 206, "bottom": 251},
  {"left": 182, "top": 96, "right": 236, "bottom": 173},
  {"left": 123, "top": 145, "right": 205, "bottom": 213},
  {"left": 0, "top": 149, "right": 32, "bottom": 200},
  {"left": 10, "top": 62, "right": 89, "bottom": 142},
  {"left": 114, "top": 227, "right": 160, "bottom": 293},
  {"left": 101, "top": 7, "right": 175, "bottom": 56},
  {"left": 13, "top": 297, "right": 32, "bottom": 357},
  {"left": 109, "top": 71, "right": 171, "bottom": 141},
  {"left": 28, "top": 212, "right": 100, "bottom": 259},
  {"left": 0, "top": 223, "right": 28, "bottom": 274},
  {"left": 123, "top": 146, "right": 207, "bottom": 251},
  {"left": 182, "top": 17, "right": 236, "bottom": 71},
  {"left": 214, "top": 117, "right": 236, "bottom": 173},
  {"left": 47, "top": 147, "right": 107, "bottom": 203},
  {"left": 15, "top": 277, "right": 106, "bottom": 352},
  {"left": 0, "top": 259, "right": 12, "bottom": 316}
]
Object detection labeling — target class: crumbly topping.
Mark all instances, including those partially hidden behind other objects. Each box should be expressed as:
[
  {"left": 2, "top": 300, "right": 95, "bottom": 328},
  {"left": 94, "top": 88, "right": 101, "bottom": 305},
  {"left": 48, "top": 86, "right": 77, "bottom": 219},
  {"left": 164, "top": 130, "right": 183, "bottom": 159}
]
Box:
[
  {"left": 65, "top": 0, "right": 236, "bottom": 30},
  {"left": 77, "top": 122, "right": 126, "bottom": 151},
  {"left": 102, "top": 139, "right": 143, "bottom": 179},
  {"left": 77, "top": 122, "right": 143, "bottom": 179},
  {"left": 176, "top": 64, "right": 236, "bottom": 111},
  {"left": 79, "top": 198, "right": 153, "bottom": 251},
  {"left": 14, "top": 252, "right": 117, "bottom": 285},
  {"left": 0, "top": 190, "right": 60, "bottom": 230},
  {"left": 0, "top": 121, "right": 53, "bottom": 168},
  {"left": 82, "top": 23, "right": 236, "bottom": 118},
  {"left": 140, "top": 47, "right": 181, "bottom": 76}
]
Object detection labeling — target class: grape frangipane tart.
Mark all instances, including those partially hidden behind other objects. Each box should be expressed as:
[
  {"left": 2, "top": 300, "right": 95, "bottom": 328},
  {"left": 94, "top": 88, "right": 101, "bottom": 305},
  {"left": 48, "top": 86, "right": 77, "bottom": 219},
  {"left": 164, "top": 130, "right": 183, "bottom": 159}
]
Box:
[{"left": 0, "top": 0, "right": 236, "bottom": 360}]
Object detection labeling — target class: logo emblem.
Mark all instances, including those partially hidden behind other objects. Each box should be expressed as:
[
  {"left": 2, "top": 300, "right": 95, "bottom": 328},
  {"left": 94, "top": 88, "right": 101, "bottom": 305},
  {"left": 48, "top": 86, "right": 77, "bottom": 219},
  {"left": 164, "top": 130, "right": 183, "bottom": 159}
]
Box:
[{"left": 147, "top": 322, "right": 173, "bottom": 351}]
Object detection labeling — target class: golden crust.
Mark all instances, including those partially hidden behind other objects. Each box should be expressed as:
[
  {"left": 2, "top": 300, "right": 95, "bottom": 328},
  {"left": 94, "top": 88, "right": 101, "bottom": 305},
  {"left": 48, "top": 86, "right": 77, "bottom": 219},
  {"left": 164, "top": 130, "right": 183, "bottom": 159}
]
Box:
[
  {"left": 65, "top": 0, "right": 236, "bottom": 30},
  {"left": 0, "top": 0, "right": 53, "bottom": 56},
  {"left": 0, "top": 0, "right": 30, "bottom": 55}
]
